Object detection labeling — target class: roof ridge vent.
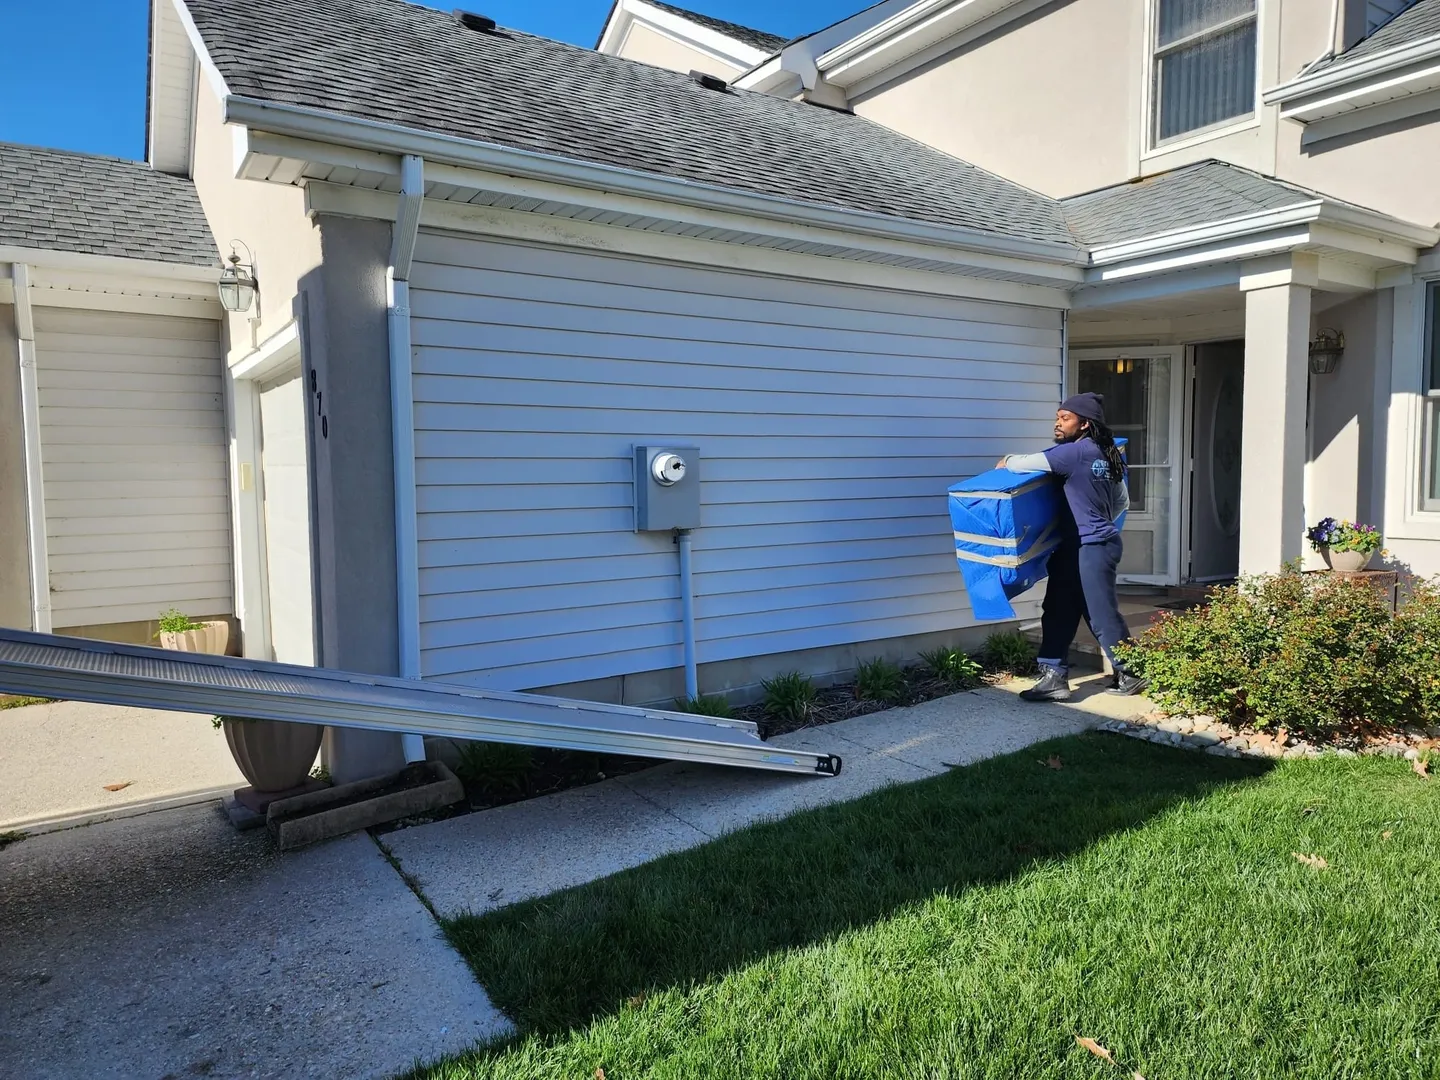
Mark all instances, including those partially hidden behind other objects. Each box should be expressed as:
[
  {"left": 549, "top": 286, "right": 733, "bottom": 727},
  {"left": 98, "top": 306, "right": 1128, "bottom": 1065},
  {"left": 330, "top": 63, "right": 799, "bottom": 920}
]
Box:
[
  {"left": 454, "top": 10, "right": 497, "bottom": 32},
  {"left": 689, "top": 70, "right": 729, "bottom": 92}
]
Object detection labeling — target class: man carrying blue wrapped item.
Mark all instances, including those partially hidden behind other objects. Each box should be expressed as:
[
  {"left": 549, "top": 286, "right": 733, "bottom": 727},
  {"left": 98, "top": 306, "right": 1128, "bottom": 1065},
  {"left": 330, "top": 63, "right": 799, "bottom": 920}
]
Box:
[{"left": 996, "top": 392, "right": 1148, "bottom": 702}]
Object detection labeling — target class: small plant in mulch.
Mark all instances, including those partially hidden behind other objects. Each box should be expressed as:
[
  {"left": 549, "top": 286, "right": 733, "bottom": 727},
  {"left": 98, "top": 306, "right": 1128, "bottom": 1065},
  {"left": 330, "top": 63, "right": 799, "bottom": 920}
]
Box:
[
  {"left": 674, "top": 694, "right": 734, "bottom": 719},
  {"left": 919, "top": 646, "right": 984, "bottom": 689},
  {"left": 980, "top": 630, "right": 1038, "bottom": 676},
  {"left": 762, "top": 671, "right": 817, "bottom": 727},
  {"left": 854, "top": 658, "right": 906, "bottom": 705},
  {"left": 455, "top": 741, "right": 535, "bottom": 795}
]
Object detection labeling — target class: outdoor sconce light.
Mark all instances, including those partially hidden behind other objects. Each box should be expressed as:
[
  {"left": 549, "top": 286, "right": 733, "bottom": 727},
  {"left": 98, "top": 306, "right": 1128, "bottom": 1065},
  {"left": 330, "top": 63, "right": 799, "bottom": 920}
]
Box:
[
  {"left": 1309, "top": 328, "right": 1345, "bottom": 375},
  {"left": 1111, "top": 356, "right": 1135, "bottom": 375},
  {"left": 218, "top": 241, "right": 258, "bottom": 313}
]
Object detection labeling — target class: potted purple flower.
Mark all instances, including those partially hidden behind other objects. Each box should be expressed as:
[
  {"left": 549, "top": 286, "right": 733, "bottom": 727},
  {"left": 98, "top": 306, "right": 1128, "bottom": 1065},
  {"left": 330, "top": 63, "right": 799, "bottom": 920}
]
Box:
[{"left": 1306, "top": 517, "right": 1382, "bottom": 573}]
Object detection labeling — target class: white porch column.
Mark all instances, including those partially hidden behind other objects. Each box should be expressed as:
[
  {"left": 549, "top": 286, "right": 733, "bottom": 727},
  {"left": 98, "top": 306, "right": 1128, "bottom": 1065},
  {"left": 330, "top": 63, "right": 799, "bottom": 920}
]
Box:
[{"left": 1238, "top": 262, "right": 1313, "bottom": 575}]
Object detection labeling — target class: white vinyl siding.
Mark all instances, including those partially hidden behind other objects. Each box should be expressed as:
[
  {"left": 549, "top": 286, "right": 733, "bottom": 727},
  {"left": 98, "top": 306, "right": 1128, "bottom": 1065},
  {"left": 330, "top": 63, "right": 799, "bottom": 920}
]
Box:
[
  {"left": 34, "top": 309, "right": 232, "bottom": 628},
  {"left": 259, "top": 372, "right": 316, "bottom": 665},
  {"left": 409, "top": 234, "right": 1061, "bottom": 690}
]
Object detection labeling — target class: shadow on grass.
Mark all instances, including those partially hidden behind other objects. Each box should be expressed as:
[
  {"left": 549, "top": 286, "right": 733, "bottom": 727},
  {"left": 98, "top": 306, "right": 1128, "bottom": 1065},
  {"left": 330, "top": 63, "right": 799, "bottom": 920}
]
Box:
[{"left": 440, "top": 733, "right": 1271, "bottom": 1042}]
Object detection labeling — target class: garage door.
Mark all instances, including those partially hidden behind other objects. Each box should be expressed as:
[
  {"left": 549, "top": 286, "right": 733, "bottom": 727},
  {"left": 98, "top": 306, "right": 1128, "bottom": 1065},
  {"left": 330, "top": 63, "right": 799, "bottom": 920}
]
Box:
[
  {"left": 408, "top": 234, "right": 1063, "bottom": 690},
  {"left": 258, "top": 371, "right": 315, "bottom": 665},
  {"left": 35, "top": 308, "right": 231, "bottom": 630}
]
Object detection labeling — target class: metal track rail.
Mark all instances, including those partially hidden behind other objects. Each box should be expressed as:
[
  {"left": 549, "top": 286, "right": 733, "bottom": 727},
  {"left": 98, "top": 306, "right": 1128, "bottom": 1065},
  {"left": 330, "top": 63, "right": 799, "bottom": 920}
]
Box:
[{"left": 0, "top": 629, "right": 841, "bottom": 776}]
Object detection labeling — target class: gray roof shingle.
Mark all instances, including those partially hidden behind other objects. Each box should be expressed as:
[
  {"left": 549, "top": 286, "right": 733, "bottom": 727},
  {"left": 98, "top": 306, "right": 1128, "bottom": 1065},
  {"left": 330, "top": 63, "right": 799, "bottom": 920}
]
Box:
[
  {"left": 1062, "top": 161, "right": 1329, "bottom": 247},
  {"left": 645, "top": 1, "right": 789, "bottom": 53},
  {"left": 183, "top": 0, "right": 1077, "bottom": 247},
  {"left": 0, "top": 143, "right": 218, "bottom": 267},
  {"left": 1311, "top": 0, "right": 1440, "bottom": 73}
]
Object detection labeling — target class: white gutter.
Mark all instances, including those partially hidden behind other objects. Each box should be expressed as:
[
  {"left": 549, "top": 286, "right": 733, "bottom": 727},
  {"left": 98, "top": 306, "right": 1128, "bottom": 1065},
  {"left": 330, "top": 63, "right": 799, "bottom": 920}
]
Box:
[
  {"left": 0, "top": 245, "right": 220, "bottom": 282},
  {"left": 1265, "top": 33, "right": 1440, "bottom": 107},
  {"left": 1086, "top": 200, "right": 1439, "bottom": 268},
  {"left": 387, "top": 154, "right": 426, "bottom": 765},
  {"left": 12, "top": 264, "right": 51, "bottom": 634},
  {"left": 816, "top": 0, "right": 1030, "bottom": 88},
  {"left": 223, "top": 96, "right": 1085, "bottom": 269}
]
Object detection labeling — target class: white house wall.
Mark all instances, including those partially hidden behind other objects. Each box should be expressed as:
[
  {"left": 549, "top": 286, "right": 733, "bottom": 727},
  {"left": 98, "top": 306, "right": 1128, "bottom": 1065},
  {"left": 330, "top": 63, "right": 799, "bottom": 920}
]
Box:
[
  {"left": 34, "top": 308, "right": 233, "bottom": 629},
  {"left": 408, "top": 233, "right": 1061, "bottom": 691}
]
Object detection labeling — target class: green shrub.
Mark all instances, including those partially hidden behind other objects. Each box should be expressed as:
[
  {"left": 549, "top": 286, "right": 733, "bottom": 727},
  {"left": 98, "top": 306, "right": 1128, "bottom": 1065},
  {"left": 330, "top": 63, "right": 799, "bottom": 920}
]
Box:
[
  {"left": 157, "top": 608, "right": 204, "bottom": 635},
  {"left": 981, "top": 630, "right": 1038, "bottom": 675},
  {"left": 918, "top": 646, "right": 983, "bottom": 689},
  {"left": 761, "top": 671, "right": 817, "bottom": 725},
  {"left": 1389, "top": 578, "right": 1440, "bottom": 722},
  {"left": 674, "top": 694, "right": 734, "bottom": 719},
  {"left": 1117, "top": 569, "right": 1407, "bottom": 731},
  {"left": 455, "top": 741, "right": 535, "bottom": 794},
  {"left": 855, "top": 657, "right": 906, "bottom": 704}
]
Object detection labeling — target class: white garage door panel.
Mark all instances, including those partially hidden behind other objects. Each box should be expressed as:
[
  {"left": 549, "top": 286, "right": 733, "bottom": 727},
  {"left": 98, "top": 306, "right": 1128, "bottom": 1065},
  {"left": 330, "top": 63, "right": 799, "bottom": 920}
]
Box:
[
  {"left": 34, "top": 309, "right": 232, "bottom": 629},
  {"left": 259, "top": 373, "right": 315, "bottom": 666},
  {"left": 410, "top": 235, "right": 1062, "bottom": 690}
]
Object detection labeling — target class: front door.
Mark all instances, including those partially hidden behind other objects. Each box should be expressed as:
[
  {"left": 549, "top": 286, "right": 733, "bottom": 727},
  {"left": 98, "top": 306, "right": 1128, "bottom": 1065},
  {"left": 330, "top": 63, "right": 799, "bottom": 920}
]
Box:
[
  {"left": 1071, "top": 349, "right": 1184, "bottom": 584},
  {"left": 1187, "top": 341, "right": 1244, "bottom": 582}
]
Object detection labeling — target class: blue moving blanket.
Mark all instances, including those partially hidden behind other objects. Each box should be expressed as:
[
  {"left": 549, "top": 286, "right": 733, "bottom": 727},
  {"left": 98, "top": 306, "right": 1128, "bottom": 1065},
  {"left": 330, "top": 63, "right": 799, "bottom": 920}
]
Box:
[{"left": 948, "top": 439, "right": 1127, "bottom": 621}]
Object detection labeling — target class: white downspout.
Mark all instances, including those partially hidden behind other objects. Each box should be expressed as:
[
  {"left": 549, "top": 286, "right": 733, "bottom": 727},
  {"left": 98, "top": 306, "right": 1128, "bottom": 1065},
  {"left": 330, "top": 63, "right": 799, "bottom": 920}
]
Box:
[
  {"left": 14, "top": 264, "right": 51, "bottom": 634},
  {"left": 1300, "top": 0, "right": 1344, "bottom": 74},
  {"left": 388, "top": 154, "right": 426, "bottom": 765}
]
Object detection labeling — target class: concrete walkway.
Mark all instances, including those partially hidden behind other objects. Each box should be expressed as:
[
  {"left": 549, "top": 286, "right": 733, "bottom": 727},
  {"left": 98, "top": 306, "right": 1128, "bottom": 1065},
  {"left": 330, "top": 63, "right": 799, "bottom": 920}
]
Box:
[
  {"left": 0, "top": 699, "right": 246, "bottom": 832},
  {"left": 0, "top": 676, "right": 1150, "bottom": 1079},
  {"left": 385, "top": 677, "right": 1151, "bottom": 918}
]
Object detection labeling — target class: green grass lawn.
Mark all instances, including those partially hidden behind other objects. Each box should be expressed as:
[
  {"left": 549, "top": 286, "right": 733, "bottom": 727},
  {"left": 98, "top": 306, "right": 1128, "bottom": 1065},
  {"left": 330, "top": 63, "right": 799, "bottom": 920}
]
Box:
[{"left": 417, "top": 733, "right": 1440, "bottom": 1080}]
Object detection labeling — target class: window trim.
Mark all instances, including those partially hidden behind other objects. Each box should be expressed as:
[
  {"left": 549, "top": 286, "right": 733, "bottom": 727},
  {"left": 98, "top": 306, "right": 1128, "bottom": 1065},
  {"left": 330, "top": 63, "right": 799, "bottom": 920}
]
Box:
[
  {"left": 1384, "top": 270, "right": 1440, "bottom": 541},
  {"left": 1145, "top": 0, "right": 1261, "bottom": 151},
  {"left": 1418, "top": 280, "right": 1440, "bottom": 511}
]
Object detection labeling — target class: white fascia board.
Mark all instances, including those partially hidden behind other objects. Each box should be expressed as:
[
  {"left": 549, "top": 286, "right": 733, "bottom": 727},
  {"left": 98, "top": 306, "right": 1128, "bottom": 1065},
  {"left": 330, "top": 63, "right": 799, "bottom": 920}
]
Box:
[
  {"left": 1264, "top": 33, "right": 1440, "bottom": 113},
  {"left": 1087, "top": 229, "right": 1315, "bottom": 284},
  {"left": 1086, "top": 200, "right": 1437, "bottom": 271},
  {"left": 732, "top": 54, "right": 794, "bottom": 92},
  {"left": 817, "top": 0, "right": 1027, "bottom": 89},
  {"left": 305, "top": 182, "right": 1073, "bottom": 308},
  {"left": 230, "top": 321, "right": 299, "bottom": 380},
  {"left": 0, "top": 245, "right": 221, "bottom": 283},
  {"left": 1275, "top": 59, "right": 1440, "bottom": 123},
  {"left": 224, "top": 99, "right": 1085, "bottom": 272},
  {"left": 604, "top": 0, "right": 772, "bottom": 71}
]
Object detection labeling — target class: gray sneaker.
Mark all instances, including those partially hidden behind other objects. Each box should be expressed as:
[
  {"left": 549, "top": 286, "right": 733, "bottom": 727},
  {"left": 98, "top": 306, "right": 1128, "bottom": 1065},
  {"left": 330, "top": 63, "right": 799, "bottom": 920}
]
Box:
[{"left": 1020, "top": 666, "right": 1072, "bottom": 702}]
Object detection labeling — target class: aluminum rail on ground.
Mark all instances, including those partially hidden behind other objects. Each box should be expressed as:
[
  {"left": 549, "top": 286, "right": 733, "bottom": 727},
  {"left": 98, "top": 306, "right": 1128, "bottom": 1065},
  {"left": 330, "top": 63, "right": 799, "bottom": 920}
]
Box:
[{"left": 0, "top": 629, "right": 841, "bottom": 776}]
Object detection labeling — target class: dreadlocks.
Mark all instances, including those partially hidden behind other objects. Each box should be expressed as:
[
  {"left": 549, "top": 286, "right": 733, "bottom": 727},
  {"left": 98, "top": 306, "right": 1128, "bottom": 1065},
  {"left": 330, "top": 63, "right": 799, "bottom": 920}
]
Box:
[{"left": 1084, "top": 420, "right": 1127, "bottom": 483}]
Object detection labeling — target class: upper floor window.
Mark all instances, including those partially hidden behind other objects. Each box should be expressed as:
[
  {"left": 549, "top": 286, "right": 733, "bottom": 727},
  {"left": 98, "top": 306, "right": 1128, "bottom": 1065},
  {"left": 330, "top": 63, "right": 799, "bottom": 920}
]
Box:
[{"left": 1152, "top": 0, "right": 1257, "bottom": 145}]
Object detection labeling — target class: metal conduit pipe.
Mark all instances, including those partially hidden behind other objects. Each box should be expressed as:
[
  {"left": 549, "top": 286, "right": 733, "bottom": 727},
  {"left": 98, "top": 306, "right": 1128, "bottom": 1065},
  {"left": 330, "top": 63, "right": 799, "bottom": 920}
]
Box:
[{"left": 677, "top": 529, "right": 699, "bottom": 701}]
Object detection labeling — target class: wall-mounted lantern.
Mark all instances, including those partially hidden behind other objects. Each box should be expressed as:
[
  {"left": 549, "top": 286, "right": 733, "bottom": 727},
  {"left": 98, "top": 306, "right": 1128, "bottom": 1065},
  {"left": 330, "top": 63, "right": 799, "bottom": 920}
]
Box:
[
  {"left": 218, "top": 241, "right": 258, "bottom": 314},
  {"left": 1309, "top": 328, "right": 1345, "bottom": 375}
]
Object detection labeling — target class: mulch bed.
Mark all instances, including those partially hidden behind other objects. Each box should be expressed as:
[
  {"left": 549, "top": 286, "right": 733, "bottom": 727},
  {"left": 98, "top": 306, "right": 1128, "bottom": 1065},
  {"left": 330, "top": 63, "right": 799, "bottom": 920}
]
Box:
[{"left": 376, "top": 663, "right": 1028, "bottom": 834}]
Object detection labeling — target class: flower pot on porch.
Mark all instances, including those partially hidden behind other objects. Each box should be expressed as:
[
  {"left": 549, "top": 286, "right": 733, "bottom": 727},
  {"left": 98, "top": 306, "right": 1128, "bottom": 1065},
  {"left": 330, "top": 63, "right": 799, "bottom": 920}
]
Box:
[
  {"left": 222, "top": 718, "right": 324, "bottom": 793},
  {"left": 160, "top": 621, "right": 230, "bottom": 655},
  {"left": 1321, "top": 548, "right": 1371, "bottom": 573}
]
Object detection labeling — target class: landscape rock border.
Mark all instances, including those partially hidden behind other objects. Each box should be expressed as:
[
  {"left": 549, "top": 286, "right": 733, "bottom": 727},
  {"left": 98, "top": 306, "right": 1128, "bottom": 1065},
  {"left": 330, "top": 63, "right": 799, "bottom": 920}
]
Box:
[{"left": 1095, "top": 712, "right": 1440, "bottom": 761}]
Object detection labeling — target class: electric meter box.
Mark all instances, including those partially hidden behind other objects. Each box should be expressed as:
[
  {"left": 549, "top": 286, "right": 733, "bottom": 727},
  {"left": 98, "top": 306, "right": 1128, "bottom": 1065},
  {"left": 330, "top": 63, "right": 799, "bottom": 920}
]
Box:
[{"left": 634, "top": 445, "right": 700, "bottom": 531}]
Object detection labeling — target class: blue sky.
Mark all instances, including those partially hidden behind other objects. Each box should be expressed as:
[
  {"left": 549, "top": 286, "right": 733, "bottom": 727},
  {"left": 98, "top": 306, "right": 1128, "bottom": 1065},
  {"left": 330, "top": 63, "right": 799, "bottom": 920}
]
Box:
[{"left": 0, "top": 0, "right": 854, "bottom": 162}]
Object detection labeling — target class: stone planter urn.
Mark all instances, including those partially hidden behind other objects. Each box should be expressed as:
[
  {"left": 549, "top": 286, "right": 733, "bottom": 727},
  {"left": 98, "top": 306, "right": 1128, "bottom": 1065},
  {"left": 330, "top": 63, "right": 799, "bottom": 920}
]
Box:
[
  {"left": 221, "top": 718, "right": 324, "bottom": 793},
  {"left": 1321, "top": 548, "right": 1371, "bottom": 573},
  {"left": 160, "top": 620, "right": 230, "bottom": 655}
]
